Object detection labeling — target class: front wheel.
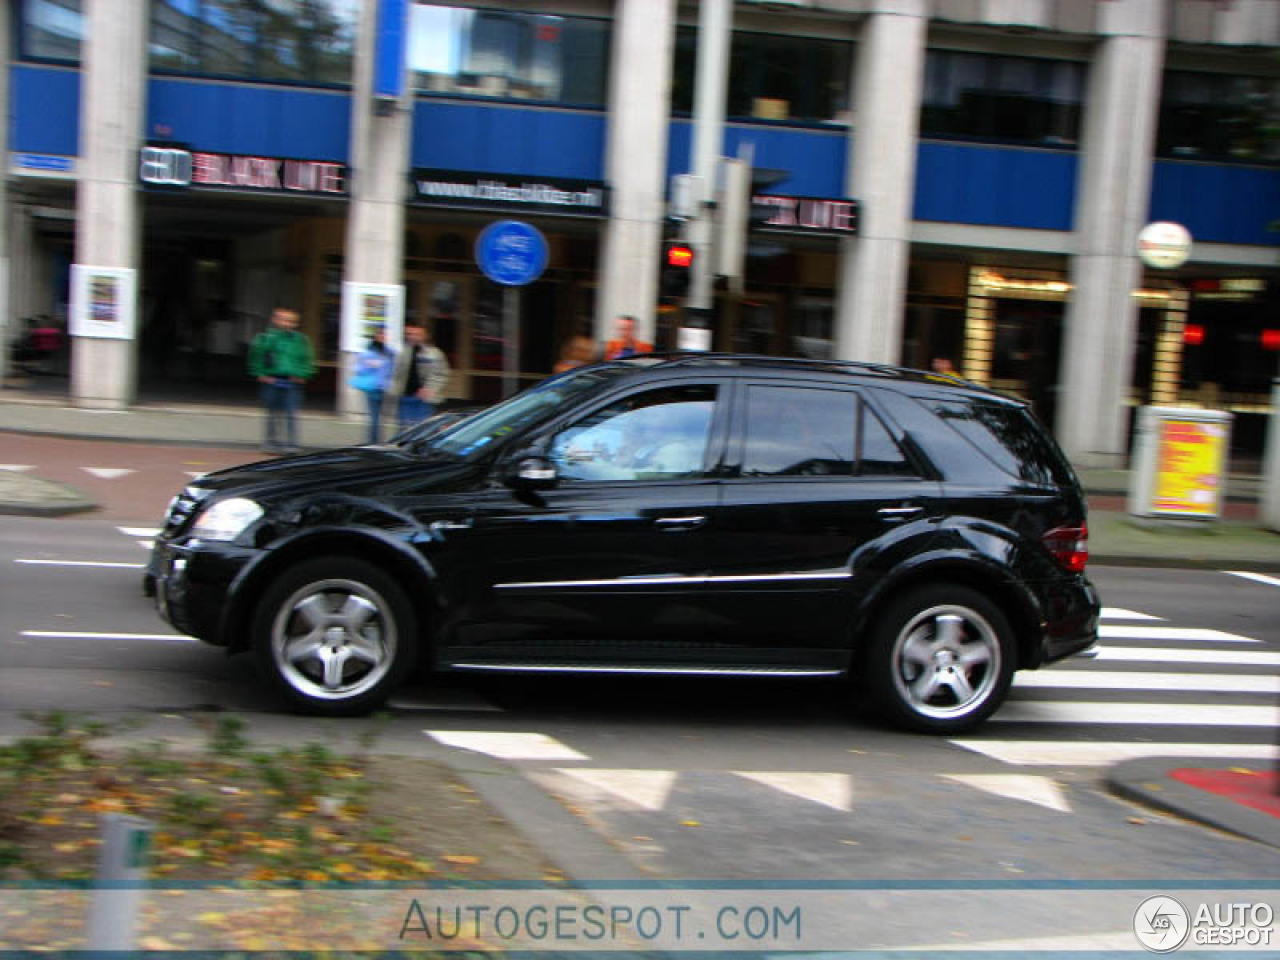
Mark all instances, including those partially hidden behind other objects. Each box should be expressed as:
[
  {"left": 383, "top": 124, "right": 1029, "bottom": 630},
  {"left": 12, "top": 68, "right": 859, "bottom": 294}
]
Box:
[
  {"left": 860, "top": 583, "right": 1015, "bottom": 734},
  {"left": 251, "top": 556, "right": 417, "bottom": 716}
]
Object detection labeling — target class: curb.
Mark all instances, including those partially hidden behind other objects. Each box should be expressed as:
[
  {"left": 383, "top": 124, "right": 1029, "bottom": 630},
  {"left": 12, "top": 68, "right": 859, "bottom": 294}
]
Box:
[
  {"left": 1106, "top": 757, "right": 1280, "bottom": 850},
  {"left": 0, "top": 498, "right": 98, "bottom": 517},
  {"left": 0, "top": 475, "right": 99, "bottom": 517}
]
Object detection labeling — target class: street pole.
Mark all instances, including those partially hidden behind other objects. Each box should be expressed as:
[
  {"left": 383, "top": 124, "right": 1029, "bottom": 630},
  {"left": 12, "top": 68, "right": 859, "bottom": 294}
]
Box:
[{"left": 686, "top": 0, "right": 731, "bottom": 326}]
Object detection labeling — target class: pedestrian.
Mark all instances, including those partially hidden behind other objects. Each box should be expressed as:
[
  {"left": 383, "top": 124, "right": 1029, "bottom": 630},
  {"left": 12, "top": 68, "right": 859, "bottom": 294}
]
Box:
[
  {"left": 390, "top": 320, "right": 451, "bottom": 431},
  {"left": 931, "top": 357, "right": 958, "bottom": 376},
  {"left": 350, "top": 327, "right": 397, "bottom": 443},
  {"left": 603, "top": 315, "right": 653, "bottom": 360},
  {"left": 247, "top": 307, "right": 314, "bottom": 454},
  {"left": 553, "top": 333, "right": 597, "bottom": 373}
]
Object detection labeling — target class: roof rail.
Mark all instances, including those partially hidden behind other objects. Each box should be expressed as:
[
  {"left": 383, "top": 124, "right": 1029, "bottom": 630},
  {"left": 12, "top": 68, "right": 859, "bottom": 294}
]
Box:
[{"left": 621, "top": 352, "right": 916, "bottom": 378}]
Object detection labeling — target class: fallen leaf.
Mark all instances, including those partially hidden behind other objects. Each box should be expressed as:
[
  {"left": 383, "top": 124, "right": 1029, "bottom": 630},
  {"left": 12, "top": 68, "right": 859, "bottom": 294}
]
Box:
[
  {"left": 1128, "top": 817, "right": 1146, "bottom": 825},
  {"left": 680, "top": 820, "right": 701, "bottom": 828},
  {"left": 443, "top": 855, "right": 480, "bottom": 865},
  {"left": 1229, "top": 766, "right": 1257, "bottom": 775}
]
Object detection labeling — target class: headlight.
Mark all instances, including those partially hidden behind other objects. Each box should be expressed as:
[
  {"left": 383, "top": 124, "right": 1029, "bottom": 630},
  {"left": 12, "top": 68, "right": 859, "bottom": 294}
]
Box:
[{"left": 192, "top": 498, "right": 263, "bottom": 541}]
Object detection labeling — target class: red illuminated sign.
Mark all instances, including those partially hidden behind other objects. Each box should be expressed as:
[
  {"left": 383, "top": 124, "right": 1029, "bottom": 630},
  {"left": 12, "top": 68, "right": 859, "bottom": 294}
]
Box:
[
  {"left": 666, "top": 244, "right": 694, "bottom": 268},
  {"left": 1183, "top": 323, "right": 1205, "bottom": 346},
  {"left": 1262, "top": 329, "right": 1280, "bottom": 351}
]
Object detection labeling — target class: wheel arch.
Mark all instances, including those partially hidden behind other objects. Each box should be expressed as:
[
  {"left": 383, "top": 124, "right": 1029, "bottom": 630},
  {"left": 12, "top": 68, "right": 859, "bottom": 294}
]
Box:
[
  {"left": 219, "top": 528, "right": 439, "bottom": 654},
  {"left": 851, "top": 553, "right": 1045, "bottom": 671}
]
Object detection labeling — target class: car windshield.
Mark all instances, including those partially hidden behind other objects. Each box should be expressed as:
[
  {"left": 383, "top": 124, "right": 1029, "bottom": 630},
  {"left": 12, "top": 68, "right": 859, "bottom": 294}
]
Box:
[{"left": 422, "top": 365, "right": 634, "bottom": 459}]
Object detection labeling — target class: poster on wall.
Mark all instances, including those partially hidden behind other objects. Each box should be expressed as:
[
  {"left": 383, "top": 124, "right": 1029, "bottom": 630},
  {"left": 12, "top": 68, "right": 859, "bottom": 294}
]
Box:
[
  {"left": 69, "top": 266, "right": 137, "bottom": 340},
  {"left": 340, "top": 282, "right": 404, "bottom": 355},
  {"left": 1152, "top": 418, "right": 1229, "bottom": 517}
]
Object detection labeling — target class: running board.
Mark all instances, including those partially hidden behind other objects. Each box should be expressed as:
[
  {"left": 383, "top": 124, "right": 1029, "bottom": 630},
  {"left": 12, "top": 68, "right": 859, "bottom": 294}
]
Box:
[{"left": 449, "top": 662, "right": 844, "bottom": 678}]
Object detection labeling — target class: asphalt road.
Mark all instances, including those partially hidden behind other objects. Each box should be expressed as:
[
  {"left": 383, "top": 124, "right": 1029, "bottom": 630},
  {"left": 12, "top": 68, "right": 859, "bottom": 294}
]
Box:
[{"left": 2, "top": 509, "right": 1278, "bottom": 887}]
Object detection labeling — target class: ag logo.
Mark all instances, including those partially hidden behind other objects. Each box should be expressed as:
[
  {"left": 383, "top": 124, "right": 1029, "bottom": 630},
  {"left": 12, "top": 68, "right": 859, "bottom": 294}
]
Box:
[{"left": 1134, "top": 896, "right": 1190, "bottom": 953}]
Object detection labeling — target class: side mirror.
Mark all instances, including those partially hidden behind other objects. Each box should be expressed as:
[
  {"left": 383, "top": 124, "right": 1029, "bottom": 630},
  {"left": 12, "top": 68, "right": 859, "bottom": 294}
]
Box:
[{"left": 507, "top": 456, "right": 558, "bottom": 491}]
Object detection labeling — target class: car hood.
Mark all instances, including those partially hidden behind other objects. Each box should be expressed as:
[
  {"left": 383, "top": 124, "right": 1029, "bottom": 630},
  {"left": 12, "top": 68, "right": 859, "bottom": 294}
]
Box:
[{"left": 191, "top": 445, "right": 460, "bottom": 499}]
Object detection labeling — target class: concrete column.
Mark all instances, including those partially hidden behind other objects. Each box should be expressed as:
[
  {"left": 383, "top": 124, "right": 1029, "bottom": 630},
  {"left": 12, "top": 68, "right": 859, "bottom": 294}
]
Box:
[
  {"left": 596, "top": 0, "right": 677, "bottom": 346},
  {"left": 1058, "top": 0, "right": 1166, "bottom": 466},
  {"left": 71, "top": 0, "right": 148, "bottom": 409},
  {"left": 340, "top": 0, "right": 412, "bottom": 418},
  {"left": 1263, "top": 379, "right": 1280, "bottom": 532},
  {"left": 833, "top": 3, "right": 927, "bottom": 365}
]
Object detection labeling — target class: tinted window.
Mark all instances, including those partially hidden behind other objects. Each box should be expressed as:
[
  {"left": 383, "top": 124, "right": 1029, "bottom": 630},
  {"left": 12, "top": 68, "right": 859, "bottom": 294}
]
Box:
[
  {"left": 551, "top": 385, "right": 717, "bottom": 482},
  {"left": 743, "top": 386, "right": 856, "bottom": 477},
  {"left": 859, "top": 407, "right": 914, "bottom": 477},
  {"left": 933, "top": 399, "right": 1074, "bottom": 487},
  {"left": 1157, "top": 70, "right": 1280, "bottom": 164}
]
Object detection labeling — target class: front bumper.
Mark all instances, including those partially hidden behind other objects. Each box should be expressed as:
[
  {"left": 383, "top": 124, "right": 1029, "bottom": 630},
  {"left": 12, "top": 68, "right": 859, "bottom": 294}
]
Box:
[{"left": 149, "top": 538, "right": 257, "bottom": 645}]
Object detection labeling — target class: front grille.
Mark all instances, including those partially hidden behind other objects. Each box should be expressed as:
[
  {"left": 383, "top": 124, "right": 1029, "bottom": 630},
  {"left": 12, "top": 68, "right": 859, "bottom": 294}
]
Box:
[{"left": 162, "top": 486, "right": 212, "bottom": 538}]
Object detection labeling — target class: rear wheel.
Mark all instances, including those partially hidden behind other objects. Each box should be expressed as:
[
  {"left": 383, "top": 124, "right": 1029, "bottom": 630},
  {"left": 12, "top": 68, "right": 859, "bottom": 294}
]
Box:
[
  {"left": 861, "top": 583, "right": 1014, "bottom": 734},
  {"left": 251, "top": 556, "right": 416, "bottom": 715}
]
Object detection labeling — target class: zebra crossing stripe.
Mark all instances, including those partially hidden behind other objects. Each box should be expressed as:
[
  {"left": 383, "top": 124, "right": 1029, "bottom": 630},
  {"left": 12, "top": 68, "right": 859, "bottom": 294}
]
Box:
[
  {"left": 1099, "top": 607, "right": 1162, "bottom": 621},
  {"left": 993, "top": 701, "right": 1277, "bottom": 727},
  {"left": 1098, "top": 624, "right": 1258, "bottom": 643},
  {"left": 1014, "top": 670, "right": 1280, "bottom": 694},
  {"left": 1225, "top": 570, "right": 1280, "bottom": 588},
  {"left": 118, "top": 527, "right": 161, "bottom": 537},
  {"left": 948, "top": 740, "right": 1280, "bottom": 767},
  {"left": 1096, "top": 646, "right": 1280, "bottom": 666}
]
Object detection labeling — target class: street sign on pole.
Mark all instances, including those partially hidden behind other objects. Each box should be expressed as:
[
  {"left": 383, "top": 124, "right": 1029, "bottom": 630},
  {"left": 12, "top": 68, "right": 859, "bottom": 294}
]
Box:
[{"left": 475, "top": 220, "right": 547, "bottom": 397}]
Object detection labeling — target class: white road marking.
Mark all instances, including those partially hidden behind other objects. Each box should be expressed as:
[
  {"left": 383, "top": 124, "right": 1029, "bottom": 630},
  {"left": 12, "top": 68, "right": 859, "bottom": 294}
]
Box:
[
  {"left": 1015, "top": 670, "right": 1280, "bottom": 694},
  {"left": 424, "top": 730, "right": 588, "bottom": 761},
  {"left": 83, "top": 468, "right": 136, "bottom": 480},
  {"left": 118, "top": 527, "right": 162, "bottom": 537},
  {"left": 941, "top": 774, "right": 1071, "bottom": 813},
  {"left": 16, "top": 559, "right": 145, "bottom": 570},
  {"left": 732, "top": 771, "right": 853, "bottom": 812},
  {"left": 22, "top": 630, "right": 194, "bottom": 642},
  {"left": 992, "top": 701, "right": 1277, "bottom": 727},
  {"left": 549, "top": 768, "right": 677, "bottom": 812},
  {"left": 1099, "top": 624, "right": 1258, "bottom": 643},
  {"left": 1225, "top": 570, "right": 1280, "bottom": 589},
  {"left": 0, "top": 464, "right": 34, "bottom": 472},
  {"left": 185, "top": 471, "right": 206, "bottom": 479},
  {"left": 1095, "top": 646, "right": 1280, "bottom": 667},
  {"left": 1099, "top": 607, "right": 1162, "bottom": 621},
  {"left": 949, "top": 740, "right": 1280, "bottom": 767}
]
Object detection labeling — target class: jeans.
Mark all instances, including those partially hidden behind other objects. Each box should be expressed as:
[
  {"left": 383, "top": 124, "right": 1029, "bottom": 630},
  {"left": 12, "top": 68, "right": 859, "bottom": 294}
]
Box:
[
  {"left": 364, "top": 389, "right": 385, "bottom": 444},
  {"left": 398, "top": 394, "right": 434, "bottom": 431},
  {"left": 261, "top": 380, "right": 300, "bottom": 451}
]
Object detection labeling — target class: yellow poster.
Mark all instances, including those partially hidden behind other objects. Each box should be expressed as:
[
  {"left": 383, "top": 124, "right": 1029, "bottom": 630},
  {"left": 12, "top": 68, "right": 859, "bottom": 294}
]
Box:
[{"left": 1153, "top": 418, "right": 1228, "bottom": 517}]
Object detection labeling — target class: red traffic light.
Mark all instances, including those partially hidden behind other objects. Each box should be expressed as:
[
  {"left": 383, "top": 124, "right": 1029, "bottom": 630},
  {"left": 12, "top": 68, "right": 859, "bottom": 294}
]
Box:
[{"left": 666, "top": 244, "right": 694, "bottom": 268}]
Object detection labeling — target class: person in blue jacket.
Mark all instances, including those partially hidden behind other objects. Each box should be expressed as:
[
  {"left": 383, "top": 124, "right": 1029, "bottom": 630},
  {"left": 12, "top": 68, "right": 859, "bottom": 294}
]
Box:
[{"left": 350, "top": 327, "right": 397, "bottom": 443}]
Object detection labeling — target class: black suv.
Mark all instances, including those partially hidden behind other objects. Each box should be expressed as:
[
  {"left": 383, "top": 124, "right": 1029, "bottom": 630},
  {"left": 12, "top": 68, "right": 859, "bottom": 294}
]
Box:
[{"left": 145, "top": 355, "right": 1099, "bottom": 733}]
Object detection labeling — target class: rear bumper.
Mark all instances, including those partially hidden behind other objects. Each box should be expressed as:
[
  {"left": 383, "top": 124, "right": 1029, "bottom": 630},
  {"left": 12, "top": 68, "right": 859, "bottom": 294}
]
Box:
[{"left": 1037, "top": 575, "right": 1101, "bottom": 664}]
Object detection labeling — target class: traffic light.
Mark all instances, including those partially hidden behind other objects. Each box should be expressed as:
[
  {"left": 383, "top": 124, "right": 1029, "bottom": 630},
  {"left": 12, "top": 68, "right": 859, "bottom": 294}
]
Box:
[{"left": 661, "top": 241, "right": 694, "bottom": 299}]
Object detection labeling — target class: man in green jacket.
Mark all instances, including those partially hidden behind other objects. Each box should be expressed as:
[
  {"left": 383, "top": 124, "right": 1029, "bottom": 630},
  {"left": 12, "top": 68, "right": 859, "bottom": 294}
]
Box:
[{"left": 247, "top": 307, "right": 315, "bottom": 454}]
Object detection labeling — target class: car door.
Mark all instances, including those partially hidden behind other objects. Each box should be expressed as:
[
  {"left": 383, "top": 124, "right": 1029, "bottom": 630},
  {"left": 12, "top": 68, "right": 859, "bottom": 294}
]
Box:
[
  {"left": 701, "top": 381, "right": 943, "bottom": 667},
  {"left": 442, "top": 381, "right": 729, "bottom": 665}
]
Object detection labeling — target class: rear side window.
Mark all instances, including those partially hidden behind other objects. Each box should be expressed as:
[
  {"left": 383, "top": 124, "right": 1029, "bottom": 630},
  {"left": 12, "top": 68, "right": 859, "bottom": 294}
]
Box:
[
  {"left": 932, "top": 399, "right": 1075, "bottom": 487},
  {"left": 741, "top": 386, "right": 915, "bottom": 478}
]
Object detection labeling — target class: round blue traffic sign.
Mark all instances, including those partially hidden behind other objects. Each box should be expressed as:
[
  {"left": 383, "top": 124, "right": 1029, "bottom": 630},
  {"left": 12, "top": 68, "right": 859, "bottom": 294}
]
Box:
[{"left": 475, "top": 220, "right": 548, "bottom": 287}]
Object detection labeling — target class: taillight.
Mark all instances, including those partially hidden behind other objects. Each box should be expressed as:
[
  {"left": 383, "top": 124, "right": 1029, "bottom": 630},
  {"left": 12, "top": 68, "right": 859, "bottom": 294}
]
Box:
[{"left": 1043, "top": 524, "right": 1088, "bottom": 573}]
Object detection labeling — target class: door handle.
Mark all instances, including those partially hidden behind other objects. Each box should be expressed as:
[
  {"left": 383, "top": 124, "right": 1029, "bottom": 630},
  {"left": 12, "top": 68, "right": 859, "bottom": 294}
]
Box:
[
  {"left": 655, "top": 515, "right": 707, "bottom": 531},
  {"left": 430, "top": 518, "right": 473, "bottom": 533},
  {"left": 878, "top": 506, "right": 924, "bottom": 521}
]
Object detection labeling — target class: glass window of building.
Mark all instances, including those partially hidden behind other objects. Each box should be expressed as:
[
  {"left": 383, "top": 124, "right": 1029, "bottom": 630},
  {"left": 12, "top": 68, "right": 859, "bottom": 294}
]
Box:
[
  {"left": 149, "top": 0, "right": 358, "bottom": 85},
  {"left": 673, "top": 28, "right": 852, "bottom": 124},
  {"left": 20, "top": 0, "right": 83, "bottom": 61},
  {"left": 409, "top": 4, "right": 609, "bottom": 107},
  {"left": 1157, "top": 71, "right": 1280, "bottom": 163},
  {"left": 920, "top": 50, "right": 1084, "bottom": 145}
]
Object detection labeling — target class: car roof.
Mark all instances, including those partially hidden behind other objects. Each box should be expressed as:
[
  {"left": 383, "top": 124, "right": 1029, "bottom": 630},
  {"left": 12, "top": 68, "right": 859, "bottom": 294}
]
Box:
[{"left": 589, "top": 353, "right": 1025, "bottom": 406}]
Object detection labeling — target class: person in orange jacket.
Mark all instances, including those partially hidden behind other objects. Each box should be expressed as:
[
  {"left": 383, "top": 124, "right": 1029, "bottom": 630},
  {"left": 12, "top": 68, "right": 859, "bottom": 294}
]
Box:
[{"left": 603, "top": 315, "right": 653, "bottom": 360}]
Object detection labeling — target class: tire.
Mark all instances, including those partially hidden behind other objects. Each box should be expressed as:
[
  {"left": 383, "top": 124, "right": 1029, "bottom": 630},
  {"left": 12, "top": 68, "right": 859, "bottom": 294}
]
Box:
[
  {"left": 251, "top": 556, "right": 417, "bottom": 716},
  {"left": 860, "top": 583, "right": 1015, "bottom": 735}
]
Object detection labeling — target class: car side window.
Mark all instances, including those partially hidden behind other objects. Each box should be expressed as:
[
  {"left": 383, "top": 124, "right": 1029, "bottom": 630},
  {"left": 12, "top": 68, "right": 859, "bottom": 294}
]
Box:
[
  {"left": 742, "top": 386, "right": 856, "bottom": 476},
  {"left": 741, "top": 385, "right": 917, "bottom": 478},
  {"left": 550, "top": 385, "right": 717, "bottom": 482}
]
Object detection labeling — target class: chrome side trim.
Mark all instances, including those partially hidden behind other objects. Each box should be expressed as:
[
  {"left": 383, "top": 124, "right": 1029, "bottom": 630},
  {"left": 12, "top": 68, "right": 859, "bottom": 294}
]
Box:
[
  {"left": 451, "top": 663, "right": 843, "bottom": 677},
  {"left": 495, "top": 570, "right": 852, "bottom": 590}
]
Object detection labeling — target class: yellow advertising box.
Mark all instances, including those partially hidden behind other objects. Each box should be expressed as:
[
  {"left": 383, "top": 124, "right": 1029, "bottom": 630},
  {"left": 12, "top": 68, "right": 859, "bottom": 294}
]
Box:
[{"left": 1128, "top": 406, "right": 1233, "bottom": 520}]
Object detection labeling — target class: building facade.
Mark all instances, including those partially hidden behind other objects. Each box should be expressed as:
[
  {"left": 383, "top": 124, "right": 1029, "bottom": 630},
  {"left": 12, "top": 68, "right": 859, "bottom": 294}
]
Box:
[{"left": 3, "top": 0, "right": 1278, "bottom": 465}]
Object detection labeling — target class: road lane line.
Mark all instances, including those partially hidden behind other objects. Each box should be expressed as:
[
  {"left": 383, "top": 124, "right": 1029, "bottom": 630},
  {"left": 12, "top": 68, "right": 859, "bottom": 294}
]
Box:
[
  {"left": 1095, "top": 646, "right": 1280, "bottom": 666},
  {"left": 22, "top": 630, "right": 195, "bottom": 642},
  {"left": 992, "top": 701, "right": 1277, "bottom": 726},
  {"left": 1015, "top": 670, "right": 1279, "bottom": 694},
  {"left": 16, "top": 559, "right": 146, "bottom": 569},
  {"left": 1225, "top": 570, "right": 1280, "bottom": 588},
  {"left": 1099, "top": 607, "right": 1162, "bottom": 621},
  {"left": 118, "top": 527, "right": 162, "bottom": 537},
  {"left": 1099, "top": 624, "right": 1258, "bottom": 643},
  {"left": 948, "top": 740, "right": 1280, "bottom": 767}
]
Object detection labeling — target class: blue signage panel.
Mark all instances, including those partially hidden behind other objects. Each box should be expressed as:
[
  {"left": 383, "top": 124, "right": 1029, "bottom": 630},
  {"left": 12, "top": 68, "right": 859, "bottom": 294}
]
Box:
[
  {"left": 374, "top": 0, "right": 408, "bottom": 101},
  {"left": 475, "top": 220, "right": 549, "bottom": 287}
]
